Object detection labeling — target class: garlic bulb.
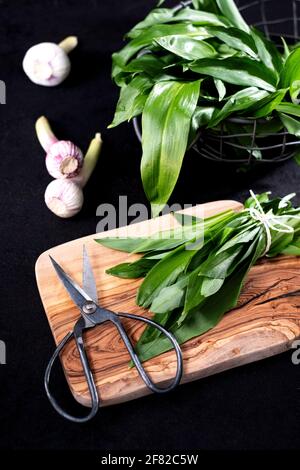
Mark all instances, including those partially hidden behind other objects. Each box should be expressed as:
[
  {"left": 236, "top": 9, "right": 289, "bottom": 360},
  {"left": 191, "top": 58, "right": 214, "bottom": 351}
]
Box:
[
  {"left": 46, "top": 140, "right": 84, "bottom": 179},
  {"left": 44, "top": 133, "right": 102, "bottom": 218},
  {"left": 45, "top": 179, "right": 84, "bottom": 218},
  {"left": 36, "top": 116, "right": 84, "bottom": 178},
  {"left": 22, "top": 36, "right": 78, "bottom": 87}
]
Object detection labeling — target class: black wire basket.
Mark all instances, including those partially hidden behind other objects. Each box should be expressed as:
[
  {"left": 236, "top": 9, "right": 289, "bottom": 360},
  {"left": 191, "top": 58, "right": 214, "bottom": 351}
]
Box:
[{"left": 133, "top": 0, "right": 300, "bottom": 164}]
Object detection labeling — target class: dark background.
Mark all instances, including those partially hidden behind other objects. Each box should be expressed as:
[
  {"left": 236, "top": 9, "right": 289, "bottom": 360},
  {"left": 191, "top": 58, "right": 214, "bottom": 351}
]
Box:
[{"left": 0, "top": 0, "right": 299, "bottom": 452}]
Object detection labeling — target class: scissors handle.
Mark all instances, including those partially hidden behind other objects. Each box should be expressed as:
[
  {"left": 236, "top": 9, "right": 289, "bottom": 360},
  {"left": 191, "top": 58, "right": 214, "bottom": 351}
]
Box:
[
  {"left": 44, "top": 319, "right": 99, "bottom": 423},
  {"left": 114, "top": 312, "right": 183, "bottom": 393}
]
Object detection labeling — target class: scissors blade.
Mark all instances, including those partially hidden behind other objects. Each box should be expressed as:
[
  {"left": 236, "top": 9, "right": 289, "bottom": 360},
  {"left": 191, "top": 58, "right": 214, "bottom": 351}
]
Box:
[
  {"left": 49, "top": 255, "right": 93, "bottom": 309},
  {"left": 82, "top": 246, "right": 98, "bottom": 304}
]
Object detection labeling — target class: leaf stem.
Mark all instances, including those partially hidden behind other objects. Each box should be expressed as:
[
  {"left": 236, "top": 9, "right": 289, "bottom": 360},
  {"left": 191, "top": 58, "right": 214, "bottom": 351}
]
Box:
[
  {"left": 35, "top": 116, "right": 58, "bottom": 153},
  {"left": 58, "top": 36, "right": 78, "bottom": 54}
]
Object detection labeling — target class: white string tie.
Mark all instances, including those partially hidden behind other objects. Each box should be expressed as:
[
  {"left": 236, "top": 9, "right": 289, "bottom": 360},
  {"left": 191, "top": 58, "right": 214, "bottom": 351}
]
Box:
[{"left": 246, "top": 190, "right": 300, "bottom": 256}]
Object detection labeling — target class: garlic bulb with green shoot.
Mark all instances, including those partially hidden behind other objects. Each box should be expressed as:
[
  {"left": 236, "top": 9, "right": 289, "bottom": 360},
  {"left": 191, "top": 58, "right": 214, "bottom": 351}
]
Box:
[
  {"left": 36, "top": 116, "right": 84, "bottom": 179},
  {"left": 44, "top": 133, "right": 103, "bottom": 218},
  {"left": 23, "top": 36, "right": 78, "bottom": 87}
]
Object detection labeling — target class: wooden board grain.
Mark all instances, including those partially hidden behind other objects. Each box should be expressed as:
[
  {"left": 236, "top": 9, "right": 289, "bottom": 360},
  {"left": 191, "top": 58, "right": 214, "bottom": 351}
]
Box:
[{"left": 35, "top": 200, "right": 300, "bottom": 407}]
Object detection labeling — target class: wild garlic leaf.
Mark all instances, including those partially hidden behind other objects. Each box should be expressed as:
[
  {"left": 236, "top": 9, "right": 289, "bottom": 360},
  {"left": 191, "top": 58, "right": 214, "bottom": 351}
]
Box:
[
  {"left": 155, "top": 35, "right": 217, "bottom": 60},
  {"left": 127, "top": 5, "right": 229, "bottom": 39},
  {"left": 174, "top": 7, "right": 231, "bottom": 27},
  {"left": 290, "top": 80, "right": 300, "bottom": 105},
  {"left": 214, "top": 78, "right": 226, "bottom": 101},
  {"left": 127, "top": 8, "right": 175, "bottom": 38},
  {"left": 251, "top": 27, "right": 283, "bottom": 76},
  {"left": 150, "top": 283, "right": 186, "bottom": 314},
  {"left": 138, "top": 310, "right": 171, "bottom": 346},
  {"left": 183, "top": 245, "right": 243, "bottom": 314},
  {"left": 192, "top": 0, "right": 220, "bottom": 13},
  {"left": 108, "top": 76, "right": 153, "bottom": 128},
  {"left": 208, "top": 87, "right": 269, "bottom": 128},
  {"left": 281, "top": 235, "right": 300, "bottom": 256},
  {"left": 96, "top": 221, "right": 204, "bottom": 254},
  {"left": 141, "top": 80, "right": 201, "bottom": 216},
  {"left": 189, "top": 57, "right": 277, "bottom": 91},
  {"left": 106, "top": 258, "right": 157, "bottom": 279},
  {"left": 280, "top": 47, "right": 300, "bottom": 89},
  {"left": 123, "top": 54, "right": 175, "bottom": 76},
  {"left": 134, "top": 255, "right": 254, "bottom": 363},
  {"left": 276, "top": 102, "right": 300, "bottom": 117},
  {"left": 216, "top": 0, "right": 250, "bottom": 33},
  {"left": 137, "top": 245, "right": 196, "bottom": 308},
  {"left": 248, "top": 89, "right": 287, "bottom": 118},
  {"left": 281, "top": 37, "right": 291, "bottom": 60},
  {"left": 112, "top": 24, "right": 204, "bottom": 76},
  {"left": 206, "top": 25, "right": 258, "bottom": 58},
  {"left": 279, "top": 112, "right": 300, "bottom": 137}
]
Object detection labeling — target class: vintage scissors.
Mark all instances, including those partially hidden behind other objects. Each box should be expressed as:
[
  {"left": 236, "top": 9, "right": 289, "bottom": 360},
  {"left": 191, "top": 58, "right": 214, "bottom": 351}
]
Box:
[{"left": 44, "top": 246, "right": 183, "bottom": 423}]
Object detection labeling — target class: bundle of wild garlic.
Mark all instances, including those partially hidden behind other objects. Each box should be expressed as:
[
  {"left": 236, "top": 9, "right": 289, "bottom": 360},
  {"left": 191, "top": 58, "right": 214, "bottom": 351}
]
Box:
[
  {"left": 96, "top": 192, "right": 300, "bottom": 362},
  {"left": 110, "top": 0, "right": 300, "bottom": 215}
]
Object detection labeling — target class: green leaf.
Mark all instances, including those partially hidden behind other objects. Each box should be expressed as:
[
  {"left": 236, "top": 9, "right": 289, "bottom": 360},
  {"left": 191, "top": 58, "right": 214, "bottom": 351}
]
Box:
[
  {"left": 290, "top": 80, "right": 300, "bottom": 105},
  {"left": 206, "top": 25, "right": 258, "bottom": 58},
  {"left": 214, "top": 78, "right": 226, "bottom": 101},
  {"left": 134, "top": 250, "right": 255, "bottom": 362},
  {"left": 251, "top": 27, "right": 283, "bottom": 76},
  {"left": 141, "top": 80, "right": 201, "bottom": 215},
  {"left": 281, "top": 235, "right": 300, "bottom": 255},
  {"left": 188, "top": 105, "right": 216, "bottom": 144},
  {"left": 155, "top": 35, "right": 216, "bottom": 60},
  {"left": 276, "top": 102, "right": 300, "bottom": 118},
  {"left": 127, "top": 6, "right": 230, "bottom": 40},
  {"left": 108, "top": 76, "right": 153, "bottom": 128},
  {"left": 280, "top": 47, "right": 300, "bottom": 89},
  {"left": 281, "top": 37, "right": 290, "bottom": 60},
  {"left": 247, "top": 89, "right": 287, "bottom": 118},
  {"left": 150, "top": 284, "right": 185, "bottom": 314},
  {"left": 192, "top": 0, "right": 220, "bottom": 13},
  {"left": 137, "top": 246, "right": 196, "bottom": 308},
  {"left": 208, "top": 87, "right": 269, "bottom": 128},
  {"left": 174, "top": 7, "right": 231, "bottom": 27},
  {"left": 96, "top": 221, "right": 205, "bottom": 253},
  {"left": 112, "top": 24, "right": 205, "bottom": 77},
  {"left": 106, "top": 258, "right": 157, "bottom": 279},
  {"left": 189, "top": 57, "right": 277, "bottom": 91},
  {"left": 123, "top": 54, "right": 173, "bottom": 76},
  {"left": 216, "top": 0, "right": 250, "bottom": 33},
  {"left": 279, "top": 112, "right": 300, "bottom": 137},
  {"left": 127, "top": 8, "right": 174, "bottom": 38}
]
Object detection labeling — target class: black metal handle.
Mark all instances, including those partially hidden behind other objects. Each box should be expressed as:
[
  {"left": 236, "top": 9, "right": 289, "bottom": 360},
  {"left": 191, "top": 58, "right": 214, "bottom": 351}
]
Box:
[
  {"left": 44, "top": 320, "right": 99, "bottom": 423},
  {"left": 114, "top": 312, "right": 183, "bottom": 394}
]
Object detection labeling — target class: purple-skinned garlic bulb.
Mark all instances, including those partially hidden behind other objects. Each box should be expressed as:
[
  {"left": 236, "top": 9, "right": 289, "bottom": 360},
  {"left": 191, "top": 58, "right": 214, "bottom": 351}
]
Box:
[
  {"left": 44, "top": 179, "right": 84, "bottom": 218},
  {"left": 36, "top": 116, "right": 83, "bottom": 179},
  {"left": 46, "top": 140, "right": 84, "bottom": 179},
  {"left": 22, "top": 36, "right": 78, "bottom": 87}
]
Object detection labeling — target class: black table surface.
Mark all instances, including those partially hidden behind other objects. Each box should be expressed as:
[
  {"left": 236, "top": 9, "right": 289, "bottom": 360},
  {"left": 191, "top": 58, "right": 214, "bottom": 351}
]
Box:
[{"left": 0, "top": 0, "right": 299, "bottom": 452}]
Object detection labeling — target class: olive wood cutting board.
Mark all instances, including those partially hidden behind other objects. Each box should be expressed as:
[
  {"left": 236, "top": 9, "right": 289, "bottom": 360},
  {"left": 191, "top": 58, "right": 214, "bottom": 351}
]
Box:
[{"left": 35, "top": 199, "right": 300, "bottom": 407}]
